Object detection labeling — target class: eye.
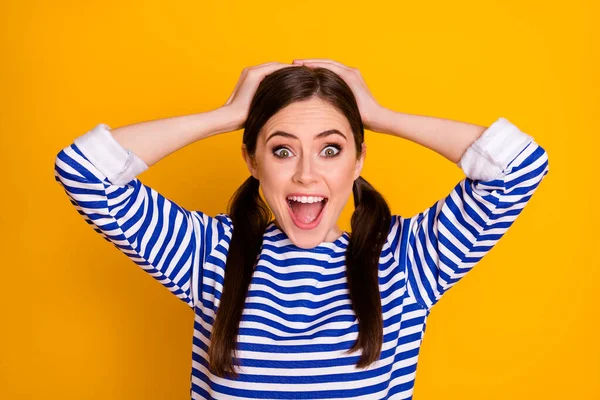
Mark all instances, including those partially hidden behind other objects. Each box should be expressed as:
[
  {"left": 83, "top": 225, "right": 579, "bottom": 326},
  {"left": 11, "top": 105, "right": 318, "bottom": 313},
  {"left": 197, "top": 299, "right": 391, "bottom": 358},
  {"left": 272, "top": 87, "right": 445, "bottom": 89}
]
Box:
[
  {"left": 321, "top": 144, "right": 341, "bottom": 158},
  {"left": 273, "top": 146, "right": 293, "bottom": 158}
]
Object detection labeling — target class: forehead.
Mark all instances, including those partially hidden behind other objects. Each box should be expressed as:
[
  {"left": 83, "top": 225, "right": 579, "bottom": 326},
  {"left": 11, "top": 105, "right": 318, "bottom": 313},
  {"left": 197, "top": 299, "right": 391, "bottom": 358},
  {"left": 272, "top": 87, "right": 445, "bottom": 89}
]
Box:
[{"left": 261, "top": 97, "right": 351, "bottom": 138}]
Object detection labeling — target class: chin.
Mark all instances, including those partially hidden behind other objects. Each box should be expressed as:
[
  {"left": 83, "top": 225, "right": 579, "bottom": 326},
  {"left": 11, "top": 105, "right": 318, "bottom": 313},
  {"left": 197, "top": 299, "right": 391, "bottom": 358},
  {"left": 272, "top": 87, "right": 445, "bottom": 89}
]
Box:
[{"left": 285, "top": 215, "right": 336, "bottom": 248}]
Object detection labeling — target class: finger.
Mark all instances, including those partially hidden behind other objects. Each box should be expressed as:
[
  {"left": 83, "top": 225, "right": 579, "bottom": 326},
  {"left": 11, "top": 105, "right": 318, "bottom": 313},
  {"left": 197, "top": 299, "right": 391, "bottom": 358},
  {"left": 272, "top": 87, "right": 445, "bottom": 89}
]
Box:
[
  {"left": 227, "top": 63, "right": 295, "bottom": 105},
  {"left": 243, "top": 62, "right": 285, "bottom": 76},
  {"left": 301, "top": 61, "right": 349, "bottom": 76},
  {"left": 294, "top": 58, "right": 342, "bottom": 64},
  {"left": 228, "top": 63, "right": 276, "bottom": 103},
  {"left": 295, "top": 60, "right": 352, "bottom": 75},
  {"left": 253, "top": 61, "right": 293, "bottom": 71},
  {"left": 293, "top": 58, "right": 353, "bottom": 70},
  {"left": 253, "top": 62, "right": 299, "bottom": 78},
  {"left": 252, "top": 61, "right": 281, "bottom": 68}
]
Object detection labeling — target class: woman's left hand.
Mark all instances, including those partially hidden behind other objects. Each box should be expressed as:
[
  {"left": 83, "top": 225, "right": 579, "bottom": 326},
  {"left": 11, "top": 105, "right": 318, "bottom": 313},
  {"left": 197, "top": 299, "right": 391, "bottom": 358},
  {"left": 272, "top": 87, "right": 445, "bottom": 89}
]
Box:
[{"left": 292, "top": 58, "right": 385, "bottom": 132}]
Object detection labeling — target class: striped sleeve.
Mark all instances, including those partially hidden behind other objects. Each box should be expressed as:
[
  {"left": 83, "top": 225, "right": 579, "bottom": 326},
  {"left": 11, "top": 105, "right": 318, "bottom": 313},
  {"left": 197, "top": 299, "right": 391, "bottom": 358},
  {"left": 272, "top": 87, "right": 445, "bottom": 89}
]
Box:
[
  {"left": 53, "top": 123, "right": 232, "bottom": 309},
  {"left": 396, "top": 117, "right": 550, "bottom": 310}
]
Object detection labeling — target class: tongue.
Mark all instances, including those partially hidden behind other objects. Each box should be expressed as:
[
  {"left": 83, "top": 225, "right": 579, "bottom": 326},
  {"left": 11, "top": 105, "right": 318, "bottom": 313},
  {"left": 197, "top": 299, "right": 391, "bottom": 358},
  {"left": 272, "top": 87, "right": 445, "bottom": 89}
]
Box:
[{"left": 290, "top": 201, "right": 324, "bottom": 224}]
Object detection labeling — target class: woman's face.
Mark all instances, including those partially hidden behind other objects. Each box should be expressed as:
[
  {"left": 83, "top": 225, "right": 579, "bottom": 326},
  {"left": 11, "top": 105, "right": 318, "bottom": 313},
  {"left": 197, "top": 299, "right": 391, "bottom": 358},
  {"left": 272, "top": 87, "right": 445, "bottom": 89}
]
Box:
[{"left": 243, "top": 96, "right": 365, "bottom": 249}]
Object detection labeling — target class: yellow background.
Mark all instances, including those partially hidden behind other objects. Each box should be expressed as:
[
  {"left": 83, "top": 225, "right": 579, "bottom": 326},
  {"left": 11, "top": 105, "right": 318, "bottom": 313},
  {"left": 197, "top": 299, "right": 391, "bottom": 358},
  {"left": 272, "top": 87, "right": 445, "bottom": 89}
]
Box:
[{"left": 1, "top": 0, "right": 597, "bottom": 398}]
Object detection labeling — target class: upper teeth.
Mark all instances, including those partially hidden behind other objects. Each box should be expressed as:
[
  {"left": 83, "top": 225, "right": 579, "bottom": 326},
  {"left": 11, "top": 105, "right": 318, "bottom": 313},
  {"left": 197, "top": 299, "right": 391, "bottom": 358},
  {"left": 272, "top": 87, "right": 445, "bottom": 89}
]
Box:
[{"left": 287, "top": 196, "right": 325, "bottom": 203}]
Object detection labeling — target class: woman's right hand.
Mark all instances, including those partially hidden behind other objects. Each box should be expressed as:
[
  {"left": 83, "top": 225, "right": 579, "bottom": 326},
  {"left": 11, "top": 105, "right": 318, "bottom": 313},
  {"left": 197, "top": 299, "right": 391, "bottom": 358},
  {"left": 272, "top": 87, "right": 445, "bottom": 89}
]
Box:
[{"left": 222, "top": 62, "right": 298, "bottom": 130}]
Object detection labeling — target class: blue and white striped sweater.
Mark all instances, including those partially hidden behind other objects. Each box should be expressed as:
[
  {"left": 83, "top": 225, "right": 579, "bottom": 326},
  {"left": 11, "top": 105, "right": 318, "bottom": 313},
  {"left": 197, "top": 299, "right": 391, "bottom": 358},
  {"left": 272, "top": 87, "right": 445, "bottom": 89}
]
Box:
[{"left": 54, "top": 117, "right": 549, "bottom": 399}]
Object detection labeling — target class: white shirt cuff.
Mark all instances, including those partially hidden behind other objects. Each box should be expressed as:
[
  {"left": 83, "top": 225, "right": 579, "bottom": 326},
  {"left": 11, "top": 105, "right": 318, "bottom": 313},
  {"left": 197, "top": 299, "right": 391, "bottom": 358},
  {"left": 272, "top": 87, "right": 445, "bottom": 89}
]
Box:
[
  {"left": 73, "top": 123, "right": 149, "bottom": 185},
  {"left": 457, "top": 117, "right": 534, "bottom": 181}
]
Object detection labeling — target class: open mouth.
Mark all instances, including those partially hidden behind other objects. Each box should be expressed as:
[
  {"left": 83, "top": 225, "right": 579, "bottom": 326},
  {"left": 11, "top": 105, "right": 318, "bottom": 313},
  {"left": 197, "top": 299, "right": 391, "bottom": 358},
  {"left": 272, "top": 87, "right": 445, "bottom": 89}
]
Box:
[{"left": 286, "top": 195, "right": 328, "bottom": 229}]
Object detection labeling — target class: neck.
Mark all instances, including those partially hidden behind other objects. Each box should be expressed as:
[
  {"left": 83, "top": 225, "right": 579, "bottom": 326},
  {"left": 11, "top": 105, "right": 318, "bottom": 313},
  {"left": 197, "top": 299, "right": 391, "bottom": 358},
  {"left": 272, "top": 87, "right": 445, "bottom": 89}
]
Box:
[{"left": 273, "top": 219, "right": 344, "bottom": 243}]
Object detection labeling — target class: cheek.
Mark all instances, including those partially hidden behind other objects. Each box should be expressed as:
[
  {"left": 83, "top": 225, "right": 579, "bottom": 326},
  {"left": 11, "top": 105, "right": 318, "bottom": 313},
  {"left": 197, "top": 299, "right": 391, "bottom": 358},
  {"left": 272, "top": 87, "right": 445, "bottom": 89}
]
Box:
[
  {"left": 325, "top": 162, "right": 357, "bottom": 194},
  {"left": 257, "top": 161, "right": 291, "bottom": 195}
]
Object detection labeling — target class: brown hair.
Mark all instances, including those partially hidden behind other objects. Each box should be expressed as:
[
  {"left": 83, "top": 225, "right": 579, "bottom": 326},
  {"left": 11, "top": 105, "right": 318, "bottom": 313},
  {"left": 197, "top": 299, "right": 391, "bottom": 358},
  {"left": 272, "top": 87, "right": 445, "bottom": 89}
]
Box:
[{"left": 208, "top": 66, "right": 391, "bottom": 378}]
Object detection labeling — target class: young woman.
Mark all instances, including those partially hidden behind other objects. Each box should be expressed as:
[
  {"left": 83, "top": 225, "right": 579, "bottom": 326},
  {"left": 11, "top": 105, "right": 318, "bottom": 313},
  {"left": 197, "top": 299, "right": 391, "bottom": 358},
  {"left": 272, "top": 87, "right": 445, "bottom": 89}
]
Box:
[{"left": 54, "top": 59, "right": 550, "bottom": 399}]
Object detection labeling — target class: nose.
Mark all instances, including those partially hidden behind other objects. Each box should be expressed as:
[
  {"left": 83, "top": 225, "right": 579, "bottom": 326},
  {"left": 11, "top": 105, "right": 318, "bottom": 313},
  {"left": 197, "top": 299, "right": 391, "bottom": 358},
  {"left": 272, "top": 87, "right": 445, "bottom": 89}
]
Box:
[{"left": 293, "top": 154, "right": 318, "bottom": 185}]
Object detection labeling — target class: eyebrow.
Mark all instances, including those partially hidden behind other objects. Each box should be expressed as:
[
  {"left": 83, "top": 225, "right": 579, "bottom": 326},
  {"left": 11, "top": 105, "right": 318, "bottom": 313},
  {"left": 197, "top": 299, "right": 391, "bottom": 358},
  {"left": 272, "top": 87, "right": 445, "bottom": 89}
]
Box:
[{"left": 265, "top": 129, "right": 347, "bottom": 144}]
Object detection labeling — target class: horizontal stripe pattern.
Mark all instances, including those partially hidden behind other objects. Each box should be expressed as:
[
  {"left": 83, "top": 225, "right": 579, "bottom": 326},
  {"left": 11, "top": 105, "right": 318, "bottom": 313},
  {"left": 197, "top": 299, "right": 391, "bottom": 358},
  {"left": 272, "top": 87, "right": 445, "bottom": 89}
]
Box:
[
  {"left": 54, "top": 119, "right": 549, "bottom": 399},
  {"left": 401, "top": 141, "right": 549, "bottom": 310}
]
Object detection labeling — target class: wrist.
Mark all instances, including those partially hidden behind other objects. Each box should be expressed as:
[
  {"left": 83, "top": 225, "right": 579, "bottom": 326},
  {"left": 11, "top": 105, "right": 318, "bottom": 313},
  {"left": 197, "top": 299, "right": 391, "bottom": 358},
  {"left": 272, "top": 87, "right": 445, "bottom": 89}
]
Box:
[
  {"left": 202, "top": 106, "right": 245, "bottom": 136},
  {"left": 364, "top": 105, "right": 396, "bottom": 135}
]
